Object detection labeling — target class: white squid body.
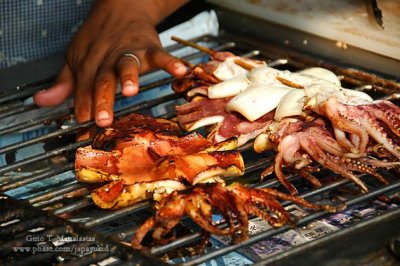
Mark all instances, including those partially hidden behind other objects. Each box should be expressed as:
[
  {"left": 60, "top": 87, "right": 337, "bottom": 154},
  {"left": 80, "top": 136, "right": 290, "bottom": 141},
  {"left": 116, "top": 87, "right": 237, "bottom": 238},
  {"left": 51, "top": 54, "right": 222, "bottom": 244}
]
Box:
[
  {"left": 216, "top": 66, "right": 373, "bottom": 122},
  {"left": 208, "top": 74, "right": 250, "bottom": 99},
  {"left": 213, "top": 57, "right": 251, "bottom": 81}
]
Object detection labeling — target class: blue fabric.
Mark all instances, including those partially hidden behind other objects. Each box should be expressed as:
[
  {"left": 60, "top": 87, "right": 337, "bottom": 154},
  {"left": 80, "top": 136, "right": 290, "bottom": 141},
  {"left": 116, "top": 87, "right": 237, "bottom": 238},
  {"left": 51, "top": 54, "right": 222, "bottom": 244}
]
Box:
[{"left": 0, "top": 0, "right": 93, "bottom": 68}]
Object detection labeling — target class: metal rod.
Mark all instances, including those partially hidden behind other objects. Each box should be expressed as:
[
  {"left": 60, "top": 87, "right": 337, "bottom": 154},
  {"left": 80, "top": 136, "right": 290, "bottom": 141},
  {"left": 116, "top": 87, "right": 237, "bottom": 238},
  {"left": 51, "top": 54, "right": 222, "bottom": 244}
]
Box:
[
  {"left": 52, "top": 195, "right": 93, "bottom": 216},
  {"left": 0, "top": 109, "right": 73, "bottom": 136},
  {"left": 32, "top": 186, "right": 89, "bottom": 208},
  {"left": 0, "top": 163, "right": 75, "bottom": 192},
  {"left": 0, "top": 103, "right": 36, "bottom": 120},
  {"left": 84, "top": 201, "right": 151, "bottom": 228},
  {"left": 28, "top": 181, "right": 85, "bottom": 204},
  {"left": 0, "top": 141, "right": 90, "bottom": 175},
  {"left": 0, "top": 77, "right": 55, "bottom": 104}
]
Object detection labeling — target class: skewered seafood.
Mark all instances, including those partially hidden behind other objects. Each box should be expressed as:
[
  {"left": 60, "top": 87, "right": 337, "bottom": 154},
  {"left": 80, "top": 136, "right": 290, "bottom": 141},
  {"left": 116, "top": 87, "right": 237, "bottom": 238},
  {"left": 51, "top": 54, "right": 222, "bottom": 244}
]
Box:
[
  {"left": 176, "top": 97, "right": 274, "bottom": 146},
  {"left": 171, "top": 38, "right": 400, "bottom": 194}
]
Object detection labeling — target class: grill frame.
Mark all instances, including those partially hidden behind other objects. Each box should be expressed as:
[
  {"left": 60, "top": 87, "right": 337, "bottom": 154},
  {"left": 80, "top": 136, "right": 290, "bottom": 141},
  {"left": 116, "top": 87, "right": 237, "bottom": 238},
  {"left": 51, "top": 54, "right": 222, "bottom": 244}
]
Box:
[{"left": 1, "top": 6, "right": 400, "bottom": 265}]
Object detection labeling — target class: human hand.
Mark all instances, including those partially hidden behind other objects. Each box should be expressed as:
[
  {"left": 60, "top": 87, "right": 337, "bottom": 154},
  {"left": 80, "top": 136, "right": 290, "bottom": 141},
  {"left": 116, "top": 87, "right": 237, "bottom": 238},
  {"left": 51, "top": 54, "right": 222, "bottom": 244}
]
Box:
[{"left": 33, "top": 0, "right": 188, "bottom": 139}]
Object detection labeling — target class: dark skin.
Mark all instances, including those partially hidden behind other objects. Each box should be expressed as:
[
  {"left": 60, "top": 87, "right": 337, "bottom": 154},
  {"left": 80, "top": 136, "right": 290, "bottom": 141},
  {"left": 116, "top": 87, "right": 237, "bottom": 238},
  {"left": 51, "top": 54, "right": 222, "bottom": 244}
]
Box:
[{"left": 33, "top": 0, "right": 189, "bottom": 140}]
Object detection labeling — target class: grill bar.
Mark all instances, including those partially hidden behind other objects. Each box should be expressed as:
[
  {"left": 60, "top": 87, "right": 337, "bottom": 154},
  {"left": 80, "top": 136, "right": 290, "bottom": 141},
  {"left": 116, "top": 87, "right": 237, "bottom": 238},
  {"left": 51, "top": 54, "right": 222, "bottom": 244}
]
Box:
[
  {"left": 83, "top": 201, "right": 151, "bottom": 228},
  {"left": 0, "top": 163, "right": 75, "bottom": 192},
  {"left": 28, "top": 182, "right": 86, "bottom": 205},
  {"left": 52, "top": 196, "right": 93, "bottom": 216},
  {"left": 0, "top": 141, "right": 90, "bottom": 175},
  {"left": 0, "top": 77, "right": 55, "bottom": 104},
  {"left": 0, "top": 103, "right": 36, "bottom": 120}
]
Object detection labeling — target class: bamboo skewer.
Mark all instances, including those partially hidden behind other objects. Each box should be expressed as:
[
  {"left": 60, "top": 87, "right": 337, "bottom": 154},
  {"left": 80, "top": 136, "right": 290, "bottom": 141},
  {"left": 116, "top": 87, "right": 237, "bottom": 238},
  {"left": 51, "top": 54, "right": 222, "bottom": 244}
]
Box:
[
  {"left": 171, "top": 35, "right": 254, "bottom": 71},
  {"left": 171, "top": 36, "right": 215, "bottom": 55},
  {"left": 171, "top": 36, "right": 304, "bottom": 89}
]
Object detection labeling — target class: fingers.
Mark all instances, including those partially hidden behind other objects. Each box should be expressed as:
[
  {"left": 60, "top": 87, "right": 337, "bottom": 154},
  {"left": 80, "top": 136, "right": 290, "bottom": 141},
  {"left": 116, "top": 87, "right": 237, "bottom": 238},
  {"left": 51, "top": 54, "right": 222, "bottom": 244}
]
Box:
[
  {"left": 74, "top": 60, "right": 97, "bottom": 125},
  {"left": 33, "top": 65, "right": 74, "bottom": 106},
  {"left": 94, "top": 66, "right": 117, "bottom": 127},
  {"left": 149, "top": 48, "right": 188, "bottom": 77},
  {"left": 116, "top": 53, "right": 140, "bottom": 97}
]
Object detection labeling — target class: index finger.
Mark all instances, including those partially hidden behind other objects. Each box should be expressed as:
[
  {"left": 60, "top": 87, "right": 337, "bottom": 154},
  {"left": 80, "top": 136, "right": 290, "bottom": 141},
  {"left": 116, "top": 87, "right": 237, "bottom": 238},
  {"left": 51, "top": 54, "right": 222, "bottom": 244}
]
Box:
[{"left": 149, "top": 48, "right": 188, "bottom": 77}]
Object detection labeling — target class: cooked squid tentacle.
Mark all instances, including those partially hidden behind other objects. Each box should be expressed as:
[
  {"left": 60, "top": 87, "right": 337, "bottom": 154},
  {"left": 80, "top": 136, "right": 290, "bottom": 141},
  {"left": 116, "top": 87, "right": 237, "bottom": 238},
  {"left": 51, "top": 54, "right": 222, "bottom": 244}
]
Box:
[{"left": 131, "top": 182, "right": 338, "bottom": 250}]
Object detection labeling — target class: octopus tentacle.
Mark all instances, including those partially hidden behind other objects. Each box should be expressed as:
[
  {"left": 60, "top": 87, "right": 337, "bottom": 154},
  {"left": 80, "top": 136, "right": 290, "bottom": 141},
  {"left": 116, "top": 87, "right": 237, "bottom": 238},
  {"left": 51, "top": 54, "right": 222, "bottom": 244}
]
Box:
[
  {"left": 274, "top": 150, "right": 299, "bottom": 194},
  {"left": 307, "top": 125, "right": 346, "bottom": 156},
  {"left": 131, "top": 217, "right": 156, "bottom": 250},
  {"left": 231, "top": 192, "right": 249, "bottom": 242},
  {"left": 333, "top": 128, "right": 358, "bottom": 153},
  {"left": 326, "top": 155, "right": 389, "bottom": 185},
  {"left": 323, "top": 98, "right": 400, "bottom": 158},
  {"left": 321, "top": 98, "right": 369, "bottom": 156},
  {"left": 358, "top": 157, "right": 400, "bottom": 168},
  {"left": 205, "top": 185, "right": 242, "bottom": 235},
  {"left": 247, "top": 204, "right": 288, "bottom": 228},
  {"left": 260, "top": 187, "right": 338, "bottom": 213},
  {"left": 295, "top": 168, "right": 322, "bottom": 188},
  {"left": 152, "top": 225, "right": 178, "bottom": 245},
  {"left": 229, "top": 184, "right": 294, "bottom": 226},
  {"left": 205, "top": 184, "right": 249, "bottom": 242},
  {"left": 362, "top": 101, "right": 400, "bottom": 138},
  {"left": 299, "top": 132, "right": 369, "bottom": 192},
  {"left": 185, "top": 190, "right": 232, "bottom": 236}
]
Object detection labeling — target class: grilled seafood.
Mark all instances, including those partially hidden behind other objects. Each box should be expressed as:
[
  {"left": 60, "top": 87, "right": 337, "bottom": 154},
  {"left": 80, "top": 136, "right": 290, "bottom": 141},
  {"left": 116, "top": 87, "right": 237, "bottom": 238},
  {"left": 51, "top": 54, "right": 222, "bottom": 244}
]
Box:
[
  {"left": 75, "top": 112, "right": 339, "bottom": 251},
  {"left": 171, "top": 36, "right": 265, "bottom": 96},
  {"left": 89, "top": 150, "right": 244, "bottom": 209},
  {"left": 176, "top": 97, "right": 274, "bottom": 146},
  {"left": 75, "top": 113, "right": 243, "bottom": 209},
  {"left": 255, "top": 118, "right": 398, "bottom": 194},
  {"left": 131, "top": 182, "right": 337, "bottom": 250},
  {"left": 171, "top": 39, "right": 400, "bottom": 194}
]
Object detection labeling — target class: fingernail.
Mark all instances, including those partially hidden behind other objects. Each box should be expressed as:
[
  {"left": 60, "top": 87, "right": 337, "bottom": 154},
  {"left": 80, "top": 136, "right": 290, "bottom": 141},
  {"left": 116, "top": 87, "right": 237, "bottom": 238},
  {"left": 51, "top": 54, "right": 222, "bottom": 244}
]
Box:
[
  {"left": 123, "top": 80, "right": 138, "bottom": 95},
  {"left": 97, "top": 111, "right": 110, "bottom": 121},
  {"left": 174, "top": 62, "right": 188, "bottom": 75}
]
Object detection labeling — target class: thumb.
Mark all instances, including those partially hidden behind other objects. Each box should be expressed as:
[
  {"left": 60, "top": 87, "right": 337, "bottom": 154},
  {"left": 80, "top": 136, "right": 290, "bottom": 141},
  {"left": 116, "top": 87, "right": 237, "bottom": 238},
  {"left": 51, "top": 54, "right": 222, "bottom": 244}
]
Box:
[{"left": 33, "top": 64, "right": 74, "bottom": 106}]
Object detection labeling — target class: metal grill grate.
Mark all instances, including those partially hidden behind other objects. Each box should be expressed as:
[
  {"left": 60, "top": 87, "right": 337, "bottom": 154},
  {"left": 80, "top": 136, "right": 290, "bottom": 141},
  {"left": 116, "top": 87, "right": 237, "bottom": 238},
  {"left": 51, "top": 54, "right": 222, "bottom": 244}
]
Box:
[{"left": 1, "top": 32, "right": 400, "bottom": 265}]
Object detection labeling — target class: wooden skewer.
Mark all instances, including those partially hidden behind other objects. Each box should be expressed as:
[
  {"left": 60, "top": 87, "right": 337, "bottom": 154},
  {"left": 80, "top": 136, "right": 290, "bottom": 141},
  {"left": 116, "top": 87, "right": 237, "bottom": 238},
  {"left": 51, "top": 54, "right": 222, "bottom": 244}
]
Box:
[
  {"left": 171, "top": 35, "right": 255, "bottom": 71},
  {"left": 276, "top": 76, "right": 304, "bottom": 89},
  {"left": 171, "top": 35, "right": 215, "bottom": 55},
  {"left": 171, "top": 36, "right": 305, "bottom": 89},
  {"left": 233, "top": 59, "right": 254, "bottom": 71},
  {"left": 180, "top": 59, "right": 195, "bottom": 69}
]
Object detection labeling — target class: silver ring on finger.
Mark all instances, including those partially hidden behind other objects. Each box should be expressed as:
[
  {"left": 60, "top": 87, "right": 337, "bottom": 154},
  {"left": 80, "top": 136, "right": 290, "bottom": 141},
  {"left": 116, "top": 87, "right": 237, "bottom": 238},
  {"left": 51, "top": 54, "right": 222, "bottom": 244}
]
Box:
[{"left": 119, "top": 52, "right": 140, "bottom": 69}]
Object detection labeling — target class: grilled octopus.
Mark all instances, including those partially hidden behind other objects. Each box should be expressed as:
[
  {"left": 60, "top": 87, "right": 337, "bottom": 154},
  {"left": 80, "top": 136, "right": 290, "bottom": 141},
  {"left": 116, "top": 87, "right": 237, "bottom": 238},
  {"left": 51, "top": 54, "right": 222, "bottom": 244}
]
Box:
[
  {"left": 172, "top": 44, "right": 400, "bottom": 195},
  {"left": 131, "top": 182, "right": 337, "bottom": 250}
]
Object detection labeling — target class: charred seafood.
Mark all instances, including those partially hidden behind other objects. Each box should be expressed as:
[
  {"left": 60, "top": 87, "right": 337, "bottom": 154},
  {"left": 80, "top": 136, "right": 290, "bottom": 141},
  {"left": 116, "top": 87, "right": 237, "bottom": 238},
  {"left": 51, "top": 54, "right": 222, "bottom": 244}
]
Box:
[{"left": 75, "top": 113, "right": 338, "bottom": 252}]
